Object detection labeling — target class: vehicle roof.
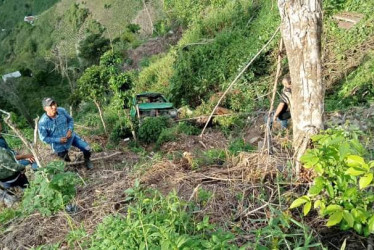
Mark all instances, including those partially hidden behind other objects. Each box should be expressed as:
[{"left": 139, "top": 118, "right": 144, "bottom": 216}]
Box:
[
  {"left": 138, "top": 102, "right": 174, "bottom": 110},
  {"left": 136, "top": 92, "right": 164, "bottom": 98}
]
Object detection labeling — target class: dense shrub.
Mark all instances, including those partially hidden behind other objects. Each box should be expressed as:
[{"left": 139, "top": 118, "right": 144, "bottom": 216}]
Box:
[
  {"left": 138, "top": 117, "right": 170, "bottom": 144},
  {"left": 109, "top": 119, "right": 132, "bottom": 144},
  {"left": 78, "top": 33, "right": 110, "bottom": 65}
]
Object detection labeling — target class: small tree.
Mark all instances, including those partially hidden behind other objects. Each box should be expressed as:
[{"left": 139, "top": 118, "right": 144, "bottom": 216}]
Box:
[
  {"left": 78, "top": 33, "right": 110, "bottom": 65},
  {"left": 100, "top": 51, "right": 135, "bottom": 139},
  {"left": 77, "top": 65, "right": 108, "bottom": 134}
]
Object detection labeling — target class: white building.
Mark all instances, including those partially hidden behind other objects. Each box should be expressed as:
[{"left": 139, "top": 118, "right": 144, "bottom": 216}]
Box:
[{"left": 2, "top": 71, "right": 22, "bottom": 82}]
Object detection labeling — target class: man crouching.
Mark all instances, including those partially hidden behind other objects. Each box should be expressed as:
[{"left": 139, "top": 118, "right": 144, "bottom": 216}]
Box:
[{"left": 38, "top": 98, "right": 93, "bottom": 169}]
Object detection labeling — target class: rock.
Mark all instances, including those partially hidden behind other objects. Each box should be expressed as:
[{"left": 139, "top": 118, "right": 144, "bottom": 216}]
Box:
[{"left": 249, "top": 136, "right": 261, "bottom": 144}]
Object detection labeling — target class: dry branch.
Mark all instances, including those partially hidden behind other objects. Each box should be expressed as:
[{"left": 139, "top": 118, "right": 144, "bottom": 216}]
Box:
[{"left": 66, "top": 152, "right": 122, "bottom": 165}]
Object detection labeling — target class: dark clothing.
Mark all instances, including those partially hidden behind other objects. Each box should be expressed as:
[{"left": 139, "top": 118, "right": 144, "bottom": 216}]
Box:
[
  {"left": 1, "top": 172, "right": 29, "bottom": 189},
  {"left": 0, "top": 136, "right": 13, "bottom": 152},
  {"left": 278, "top": 88, "right": 292, "bottom": 121},
  {"left": 0, "top": 147, "right": 25, "bottom": 182},
  {"left": 0, "top": 136, "right": 38, "bottom": 171}
]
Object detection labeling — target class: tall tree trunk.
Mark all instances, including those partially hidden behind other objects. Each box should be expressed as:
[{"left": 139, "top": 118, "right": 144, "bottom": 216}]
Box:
[
  {"left": 278, "top": 0, "right": 324, "bottom": 174},
  {"left": 93, "top": 100, "right": 108, "bottom": 135}
]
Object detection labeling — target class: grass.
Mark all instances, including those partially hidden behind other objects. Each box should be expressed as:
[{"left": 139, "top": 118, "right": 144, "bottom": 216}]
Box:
[{"left": 325, "top": 53, "right": 374, "bottom": 111}]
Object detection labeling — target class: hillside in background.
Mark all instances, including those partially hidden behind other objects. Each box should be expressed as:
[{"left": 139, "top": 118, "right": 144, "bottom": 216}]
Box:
[{"left": 0, "top": 0, "right": 164, "bottom": 121}]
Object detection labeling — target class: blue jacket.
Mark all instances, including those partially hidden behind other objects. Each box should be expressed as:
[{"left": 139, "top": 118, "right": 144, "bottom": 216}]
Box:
[{"left": 38, "top": 107, "right": 76, "bottom": 153}]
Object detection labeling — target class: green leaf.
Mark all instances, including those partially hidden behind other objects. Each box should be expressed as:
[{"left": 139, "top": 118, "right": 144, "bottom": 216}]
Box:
[
  {"left": 343, "top": 188, "right": 357, "bottom": 199},
  {"left": 300, "top": 152, "right": 319, "bottom": 168},
  {"left": 325, "top": 204, "right": 343, "bottom": 214},
  {"left": 345, "top": 167, "right": 366, "bottom": 176},
  {"left": 327, "top": 211, "right": 343, "bottom": 227},
  {"left": 314, "top": 200, "right": 322, "bottom": 209},
  {"left": 308, "top": 177, "right": 325, "bottom": 196},
  {"left": 352, "top": 209, "right": 367, "bottom": 221},
  {"left": 369, "top": 161, "right": 374, "bottom": 169},
  {"left": 313, "top": 163, "right": 324, "bottom": 174},
  {"left": 343, "top": 210, "right": 354, "bottom": 227},
  {"left": 290, "top": 196, "right": 310, "bottom": 209},
  {"left": 368, "top": 215, "right": 374, "bottom": 233},
  {"left": 339, "top": 143, "right": 351, "bottom": 161},
  {"left": 303, "top": 201, "right": 312, "bottom": 216},
  {"left": 326, "top": 182, "right": 334, "bottom": 197},
  {"left": 359, "top": 173, "right": 373, "bottom": 189},
  {"left": 346, "top": 155, "right": 365, "bottom": 168}
]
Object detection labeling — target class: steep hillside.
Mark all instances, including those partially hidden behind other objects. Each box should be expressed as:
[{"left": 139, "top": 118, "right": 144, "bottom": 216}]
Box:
[
  {"left": 0, "top": 0, "right": 163, "bottom": 71},
  {"left": 2, "top": 0, "right": 374, "bottom": 249}
]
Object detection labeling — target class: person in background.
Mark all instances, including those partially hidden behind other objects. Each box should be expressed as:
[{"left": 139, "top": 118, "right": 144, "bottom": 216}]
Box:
[
  {"left": 272, "top": 76, "right": 292, "bottom": 129},
  {"left": 38, "top": 98, "right": 93, "bottom": 169}
]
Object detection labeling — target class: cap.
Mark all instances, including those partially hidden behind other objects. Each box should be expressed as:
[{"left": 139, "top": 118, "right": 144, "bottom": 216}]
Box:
[{"left": 42, "top": 97, "right": 55, "bottom": 107}]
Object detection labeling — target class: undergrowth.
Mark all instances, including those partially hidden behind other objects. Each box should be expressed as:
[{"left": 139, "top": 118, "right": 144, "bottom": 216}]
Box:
[
  {"left": 89, "top": 181, "right": 241, "bottom": 249},
  {"left": 22, "top": 161, "right": 80, "bottom": 216},
  {"left": 291, "top": 128, "right": 374, "bottom": 236}
]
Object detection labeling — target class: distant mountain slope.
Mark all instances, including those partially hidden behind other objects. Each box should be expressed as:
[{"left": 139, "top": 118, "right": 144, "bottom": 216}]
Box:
[{"left": 0, "top": 0, "right": 163, "bottom": 72}]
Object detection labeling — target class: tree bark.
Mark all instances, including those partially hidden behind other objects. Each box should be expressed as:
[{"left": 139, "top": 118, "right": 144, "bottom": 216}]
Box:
[
  {"left": 278, "top": 0, "right": 324, "bottom": 174},
  {"left": 94, "top": 100, "right": 108, "bottom": 135}
]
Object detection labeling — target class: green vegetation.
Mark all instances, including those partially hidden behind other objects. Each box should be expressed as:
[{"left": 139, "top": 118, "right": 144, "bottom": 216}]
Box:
[
  {"left": 91, "top": 182, "right": 239, "bottom": 249},
  {"left": 137, "top": 0, "right": 279, "bottom": 113},
  {"left": 2, "top": 0, "right": 374, "bottom": 248},
  {"left": 228, "top": 138, "right": 255, "bottom": 156},
  {"left": 291, "top": 129, "right": 374, "bottom": 236},
  {"left": 325, "top": 53, "right": 374, "bottom": 111},
  {"left": 22, "top": 161, "right": 80, "bottom": 216},
  {"left": 138, "top": 117, "right": 170, "bottom": 144},
  {"left": 156, "top": 122, "right": 200, "bottom": 148}
]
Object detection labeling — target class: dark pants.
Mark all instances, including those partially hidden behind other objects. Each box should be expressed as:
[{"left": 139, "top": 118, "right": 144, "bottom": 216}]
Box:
[{"left": 0, "top": 173, "right": 29, "bottom": 189}]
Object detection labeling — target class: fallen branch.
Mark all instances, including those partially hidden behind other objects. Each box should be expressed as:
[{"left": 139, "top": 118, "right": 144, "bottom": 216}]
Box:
[
  {"left": 237, "top": 188, "right": 274, "bottom": 219},
  {"left": 74, "top": 124, "right": 95, "bottom": 130},
  {"left": 0, "top": 109, "right": 42, "bottom": 168},
  {"left": 66, "top": 152, "right": 122, "bottom": 165},
  {"left": 200, "top": 26, "right": 281, "bottom": 137},
  {"left": 198, "top": 174, "right": 241, "bottom": 182}
]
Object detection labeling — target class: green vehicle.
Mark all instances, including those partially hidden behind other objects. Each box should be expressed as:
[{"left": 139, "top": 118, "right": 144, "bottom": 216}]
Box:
[{"left": 129, "top": 92, "right": 178, "bottom": 122}]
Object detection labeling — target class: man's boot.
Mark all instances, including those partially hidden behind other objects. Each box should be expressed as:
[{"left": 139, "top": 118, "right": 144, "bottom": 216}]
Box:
[
  {"left": 83, "top": 151, "right": 93, "bottom": 170},
  {"left": 57, "top": 151, "right": 71, "bottom": 162},
  {"left": 84, "top": 159, "right": 93, "bottom": 170}
]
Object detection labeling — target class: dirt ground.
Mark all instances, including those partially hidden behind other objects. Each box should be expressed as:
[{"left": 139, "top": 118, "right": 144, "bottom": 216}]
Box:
[{"left": 0, "top": 118, "right": 369, "bottom": 249}]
